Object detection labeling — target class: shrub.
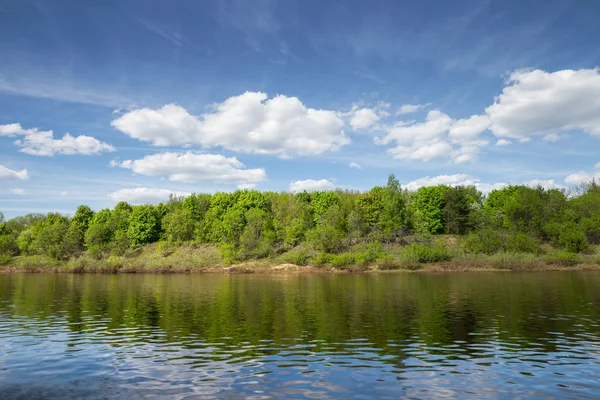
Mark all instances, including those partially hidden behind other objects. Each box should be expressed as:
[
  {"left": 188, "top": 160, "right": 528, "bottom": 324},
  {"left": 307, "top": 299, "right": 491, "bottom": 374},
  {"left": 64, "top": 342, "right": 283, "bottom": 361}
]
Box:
[
  {"left": 156, "top": 241, "right": 175, "bottom": 257},
  {"left": 377, "top": 254, "right": 400, "bottom": 270},
  {"left": 311, "top": 252, "right": 331, "bottom": 266},
  {"left": 545, "top": 250, "right": 580, "bottom": 266},
  {"left": 283, "top": 250, "right": 308, "bottom": 266},
  {"left": 219, "top": 243, "right": 239, "bottom": 264},
  {"left": 487, "top": 252, "right": 541, "bottom": 270},
  {"left": 506, "top": 232, "right": 540, "bottom": 254},
  {"left": 87, "top": 244, "right": 104, "bottom": 259},
  {"left": 464, "top": 228, "right": 504, "bottom": 255},
  {"left": 405, "top": 242, "right": 451, "bottom": 263},
  {"left": 0, "top": 253, "right": 12, "bottom": 265},
  {"left": 306, "top": 225, "right": 346, "bottom": 253},
  {"left": 464, "top": 229, "right": 539, "bottom": 255},
  {"left": 558, "top": 228, "right": 589, "bottom": 253},
  {"left": 354, "top": 242, "right": 383, "bottom": 266},
  {"left": 0, "top": 234, "right": 19, "bottom": 256},
  {"left": 330, "top": 252, "right": 355, "bottom": 268}
]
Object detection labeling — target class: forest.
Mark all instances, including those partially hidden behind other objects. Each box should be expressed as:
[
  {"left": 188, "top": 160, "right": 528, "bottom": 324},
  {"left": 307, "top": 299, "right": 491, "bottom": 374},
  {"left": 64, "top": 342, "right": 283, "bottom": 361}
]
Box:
[{"left": 1, "top": 175, "right": 600, "bottom": 271}]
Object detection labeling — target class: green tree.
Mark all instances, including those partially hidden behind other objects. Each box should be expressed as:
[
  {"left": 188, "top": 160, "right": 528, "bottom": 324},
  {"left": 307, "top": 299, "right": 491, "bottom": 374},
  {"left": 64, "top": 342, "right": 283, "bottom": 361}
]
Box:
[
  {"left": 413, "top": 186, "right": 447, "bottom": 234},
  {"left": 162, "top": 207, "right": 195, "bottom": 243},
  {"left": 128, "top": 205, "right": 161, "bottom": 248},
  {"left": 379, "top": 174, "right": 408, "bottom": 238}
]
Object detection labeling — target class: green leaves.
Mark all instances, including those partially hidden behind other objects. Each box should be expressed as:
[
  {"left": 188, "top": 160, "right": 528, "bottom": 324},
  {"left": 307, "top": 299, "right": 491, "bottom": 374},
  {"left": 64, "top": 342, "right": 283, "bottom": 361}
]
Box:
[{"left": 128, "top": 205, "right": 161, "bottom": 248}]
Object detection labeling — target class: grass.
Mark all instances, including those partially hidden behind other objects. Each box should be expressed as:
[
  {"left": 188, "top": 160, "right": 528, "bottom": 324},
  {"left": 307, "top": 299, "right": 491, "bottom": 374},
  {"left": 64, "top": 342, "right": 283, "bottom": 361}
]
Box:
[{"left": 3, "top": 238, "right": 600, "bottom": 274}]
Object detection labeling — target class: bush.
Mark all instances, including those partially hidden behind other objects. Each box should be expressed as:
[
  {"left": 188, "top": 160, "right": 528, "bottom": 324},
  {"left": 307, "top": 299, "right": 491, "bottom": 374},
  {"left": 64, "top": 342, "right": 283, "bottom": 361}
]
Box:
[
  {"left": 311, "top": 252, "right": 331, "bottom": 266},
  {"left": 156, "top": 241, "right": 176, "bottom": 257},
  {"left": 464, "top": 229, "right": 539, "bottom": 255},
  {"left": 506, "top": 232, "right": 540, "bottom": 254},
  {"left": 464, "top": 228, "right": 504, "bottom": 255},
  {"left": 306, "top": 225, "right": 346, "bottom": 253},
  {"left": 545, "top": 250, "right": 580, "bottom": 266},
  {"left": 558, "top": 228, "right": 589, "bottom": 253},
  {"left": 354, "top": 242, "right": 383, "bottom": 266},
  {"left": 330, "top": 252, "right": 355, "bottom": 268},
  {"left": 283, "top": 250, "right": 308, "bottom": 266},
  {"left": 0, "top": 253, "right": 12, "bottom": 265},
  {"left": 219, "top": 243, "right": 239, "bottom": 264},
  {"left": 487, "top": 252, "right": 541, "bottom": 270},
  {"left": 377, "top": 254, "right": 400, "bottom": 270},
  {"left": 0, "top": 234, "right": 19, "bottom": 256},
  {"left": 405, "top": 242, "right": 451, "bottom": 263},
  {"left": 396, "top": 249, "right": 423, "bottom": 270}
]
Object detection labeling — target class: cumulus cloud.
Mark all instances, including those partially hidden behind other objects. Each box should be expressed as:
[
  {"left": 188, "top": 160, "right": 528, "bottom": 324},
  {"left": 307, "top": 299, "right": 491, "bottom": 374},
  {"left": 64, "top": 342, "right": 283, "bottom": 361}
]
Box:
[
  {"left": 524, "top": 179, "right": 565, "bottom": 190},
  {"left": 344, "top": 103, "right": 391, "bottom": 131},
  {"left": 378, "top": 110, "right": 489, "bottom": 163},
  {"left": 349, "top": 162, "right": 363, "bottom": 170},
  {"left": 108, "top": 188, "right": 192, "bottom": 205},
  {"left": 111, "top": 92, "right": 349, "bottom": 158},
  {"left": 0, "top": 123, "right": 115, "bottom": 156},
  {"left": 565, "top": 163, "right": 600, "bottom": 186},
  {"left": 9, "top": 188, "right": 25, "bottom": 195},
  {"left": 289, "top": 179, "right": 336, "bottom": 192},
  {"left": 348, "top": 108, "right": 381, "bottom": 130},
  {"left": 496, "top": 139, "right": 511, "bottom": 146},
  {"left": 405, "top": 174, "right": 506, "bottom": 194},
  {"left": 0, "top": 164, "right": 28, "bottom": 181},
  {"left": 486, "top": 68, "right": 600, "bottom": 140},
  {"left": 118, "top": 152, "right": 267, "bottom": 185},
  {"left": 542, "top": 133, "right": 564, "bottom": 142},
  {"left": 397, "top": 103, "right": 430, "bottom": 115}
]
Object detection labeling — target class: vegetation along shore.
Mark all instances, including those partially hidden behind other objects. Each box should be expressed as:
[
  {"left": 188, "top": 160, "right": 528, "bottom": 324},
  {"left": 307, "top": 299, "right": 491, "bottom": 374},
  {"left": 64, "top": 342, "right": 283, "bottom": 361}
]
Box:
[{"left": 2, "top": 175, "right": 600, "bottom": 273}]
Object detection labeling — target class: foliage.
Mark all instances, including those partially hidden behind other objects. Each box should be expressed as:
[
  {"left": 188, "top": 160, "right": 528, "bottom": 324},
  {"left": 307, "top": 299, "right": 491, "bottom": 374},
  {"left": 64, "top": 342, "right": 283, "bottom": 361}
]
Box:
[
  {"left": 283, "top": 250, "right": 308, "bottom": 266},
  {"left": 128, "top": 205, "right": 161, "bottom": 248},
  {"left": 162, "top": 207, "right": 195, "bottom": 243},
  {"left": 404, "top": 242, "right": 451, "bottom": 263},
  {"left": 545, "top": 250, "right": 580, "bottom": 266},
  {"left": 330, "top": 252, "right": 356, "bottom": 268},
  {"left": 4, "top": 175, "right": 600, "bottom": 265},
  {"left": 412, "top": 186, "right": 447, "bottom": 234}
]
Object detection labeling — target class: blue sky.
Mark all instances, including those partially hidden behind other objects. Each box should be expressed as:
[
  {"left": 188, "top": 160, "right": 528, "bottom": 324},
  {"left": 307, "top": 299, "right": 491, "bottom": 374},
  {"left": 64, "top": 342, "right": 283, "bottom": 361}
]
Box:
[{"left": 2, "top": 0, "right": 600, "bottom": 218}]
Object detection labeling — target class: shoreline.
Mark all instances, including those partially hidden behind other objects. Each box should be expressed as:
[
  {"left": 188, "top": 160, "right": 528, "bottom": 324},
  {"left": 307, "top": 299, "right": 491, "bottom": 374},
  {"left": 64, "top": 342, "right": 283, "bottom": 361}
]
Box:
[{"left": 2, "top": 261, "right": 600, "bottom": 274}]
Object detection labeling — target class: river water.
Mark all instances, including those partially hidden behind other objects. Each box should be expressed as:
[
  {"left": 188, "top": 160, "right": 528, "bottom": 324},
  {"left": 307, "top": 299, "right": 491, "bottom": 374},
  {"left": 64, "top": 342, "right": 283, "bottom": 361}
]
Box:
[{"left": 1, "top": 272, "right": 600, "bottom": 399}]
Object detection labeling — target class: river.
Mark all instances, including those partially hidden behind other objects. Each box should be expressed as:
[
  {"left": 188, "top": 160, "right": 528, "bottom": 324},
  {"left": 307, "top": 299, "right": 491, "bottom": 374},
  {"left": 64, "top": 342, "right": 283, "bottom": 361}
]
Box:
[{"left": 1, "top": 272, "right": 600, "bottom": 398}]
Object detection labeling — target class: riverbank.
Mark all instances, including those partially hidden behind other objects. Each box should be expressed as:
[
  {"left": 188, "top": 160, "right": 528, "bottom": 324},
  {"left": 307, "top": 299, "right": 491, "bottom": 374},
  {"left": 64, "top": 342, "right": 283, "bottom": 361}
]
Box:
[{"left": 2, "top": 243, "right": 600, "bottom": 273}]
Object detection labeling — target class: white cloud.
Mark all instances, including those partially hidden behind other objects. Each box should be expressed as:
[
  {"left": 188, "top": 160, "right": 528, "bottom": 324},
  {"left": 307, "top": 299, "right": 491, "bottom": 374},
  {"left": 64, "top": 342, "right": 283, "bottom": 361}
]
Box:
[
  {"left": 542, "top": 133, "right": 563, "bottom": 142},
  {"left": 0, "top": 164, "right": 28, "bottom": 181},
  {"left": 524, "top": 179, "right": 565, "bottom": 190},
  {"left": 108, "top": 188, "right": 192, "bottom": 205},
  {"left": 448, "top": 115, "right": 490, "bottom": 141},
  {"left": 496, "top": 139, "right": 511, "bottom": 146},
  {"left": 9, "top": 188, "right": 25, "bottom": 195},
  {"left": 378, "top": 110, "right": 488, "bottom": 163},
  {"left": 289, "top": 179, "right": 336, "bottom": 193},
  {"left": 118, "top": 152, "right": 267, "bottom": 185},
  {"left": 349, "top": 108, "right": 380, "bottom": 130},
  {"left": 111, "top": 92, "right": 349, "bottom": 158},
  {"left": 565, "top": 163, "right": 600, "bottom": 186},
  {"left": 349, "top": 162, "right": 363, "bottom": 170},
  {"left": 565, "top": 171, "right": 600, "bottom": 186},
  {"left": 486, "top": 68, "right": 600, "bottom": 140},
  {"left": 397, "top": 103, "right": 430, "bottom": 115},
  {"left": 405, "top": 174, "right": 506, "bottom": 194},
  {"left": 0, "top": 123, "right": 115, "bottom": 156}
]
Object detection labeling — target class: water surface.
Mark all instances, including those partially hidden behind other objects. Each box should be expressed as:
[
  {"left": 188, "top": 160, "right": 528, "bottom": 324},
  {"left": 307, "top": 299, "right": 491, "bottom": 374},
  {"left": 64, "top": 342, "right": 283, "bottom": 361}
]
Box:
[{"left": 1, "top": 272, "right": 600, "bottom": 399}]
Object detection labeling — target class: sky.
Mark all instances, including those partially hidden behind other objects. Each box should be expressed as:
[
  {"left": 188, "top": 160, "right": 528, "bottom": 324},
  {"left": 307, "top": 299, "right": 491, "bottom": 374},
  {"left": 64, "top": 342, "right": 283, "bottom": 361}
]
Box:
[{"left": 2, "top": 0, "right": 600, "bottom": 218}]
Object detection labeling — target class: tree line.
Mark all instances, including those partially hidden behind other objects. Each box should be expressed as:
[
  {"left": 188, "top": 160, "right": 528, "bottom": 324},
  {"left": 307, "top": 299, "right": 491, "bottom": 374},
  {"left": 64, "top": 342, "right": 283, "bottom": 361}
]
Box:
[{"left": 1, "top": 175, "right": 599, "bottom": 264}]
